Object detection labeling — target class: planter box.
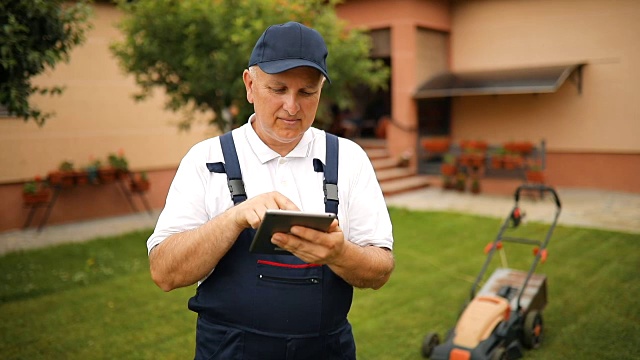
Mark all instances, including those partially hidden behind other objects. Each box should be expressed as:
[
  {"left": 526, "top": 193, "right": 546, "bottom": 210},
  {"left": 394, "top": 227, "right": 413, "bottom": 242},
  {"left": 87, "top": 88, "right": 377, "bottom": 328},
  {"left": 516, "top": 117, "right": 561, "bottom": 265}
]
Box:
[
  {"left": 421, "top": 138, "right": 451, "bottom": 153},
  {"left": 98, "top": 167, "right": 117, "bottom": 183},
  {"left": 115, "top": 169, "right": 129, "bottom": 180},
  {"left": 504, "top": 141, "right": 534, "bottom": 155},
  {"left": 23, "top": 189, "right": 52, "bottom": 205},
  {"left": 460, "top": 140, "right": 488, "bottom": 152},
  {"left": 74, "top": 170, "right": 90, "bottom": 186},
  {"left": 48, "top": 171, "right": 75, "bottom": 187}
]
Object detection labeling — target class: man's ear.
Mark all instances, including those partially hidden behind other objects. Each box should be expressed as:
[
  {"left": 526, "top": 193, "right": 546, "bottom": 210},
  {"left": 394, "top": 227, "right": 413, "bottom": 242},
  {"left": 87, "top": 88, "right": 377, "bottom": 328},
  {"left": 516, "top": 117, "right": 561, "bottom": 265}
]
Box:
[{"left": 243, "top": 69, "right": 254, "bottom": 104}]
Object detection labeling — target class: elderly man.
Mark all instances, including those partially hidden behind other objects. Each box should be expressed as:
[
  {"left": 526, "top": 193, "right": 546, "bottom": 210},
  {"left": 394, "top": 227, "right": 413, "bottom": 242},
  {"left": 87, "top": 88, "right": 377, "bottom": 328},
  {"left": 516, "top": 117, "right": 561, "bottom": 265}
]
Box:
[{"left": 147, "top": 21, "right": 394, "bottom": 359}]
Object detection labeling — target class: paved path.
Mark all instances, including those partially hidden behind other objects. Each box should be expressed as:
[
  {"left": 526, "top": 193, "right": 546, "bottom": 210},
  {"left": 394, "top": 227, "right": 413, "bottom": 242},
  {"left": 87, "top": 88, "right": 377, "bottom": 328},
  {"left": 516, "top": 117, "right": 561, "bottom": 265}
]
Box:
[
  {"left": 1, "top": 187, "right": 638, "bottom": 256},
  {"left": 385, "top": 187, "right": 640, "bottom": 234},
  {"left": 0, "top": 211, "right": 161, "bottom": 256}
]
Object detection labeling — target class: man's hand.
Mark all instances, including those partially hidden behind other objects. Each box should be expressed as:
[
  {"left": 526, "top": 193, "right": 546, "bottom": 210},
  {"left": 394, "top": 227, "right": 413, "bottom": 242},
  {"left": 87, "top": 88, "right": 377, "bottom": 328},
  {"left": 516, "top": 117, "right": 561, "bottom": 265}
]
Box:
[
  {"left": 271, "top": 222, "right": 394, "bottom": 289},
  {"left": 271, "top": 220, "right": 345, "bottom": 264},
  {"left": 228, "top": 191, "right": 300, "bottom": 230}
]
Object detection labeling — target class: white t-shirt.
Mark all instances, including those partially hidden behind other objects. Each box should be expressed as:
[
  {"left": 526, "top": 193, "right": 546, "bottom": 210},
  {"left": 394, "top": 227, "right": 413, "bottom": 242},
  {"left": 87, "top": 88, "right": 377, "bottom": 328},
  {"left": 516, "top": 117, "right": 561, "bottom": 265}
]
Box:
[{"left": 147, "top": 117, "right": 393, "bottom": 254}]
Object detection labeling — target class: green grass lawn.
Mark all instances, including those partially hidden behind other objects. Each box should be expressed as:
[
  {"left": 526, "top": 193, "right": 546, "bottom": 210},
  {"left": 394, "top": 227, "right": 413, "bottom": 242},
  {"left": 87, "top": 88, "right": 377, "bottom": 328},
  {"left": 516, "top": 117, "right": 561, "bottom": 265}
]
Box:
[{"left": 1, "top": 209, "right": 638, "bottom": 359}]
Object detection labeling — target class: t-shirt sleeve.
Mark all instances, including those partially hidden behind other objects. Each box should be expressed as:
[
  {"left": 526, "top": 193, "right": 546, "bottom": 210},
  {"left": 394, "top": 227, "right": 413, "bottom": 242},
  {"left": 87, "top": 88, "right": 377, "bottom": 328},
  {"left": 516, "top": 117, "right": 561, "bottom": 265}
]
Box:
[{"left": 339, "top": 140, "right": 394, "bottom": 250}]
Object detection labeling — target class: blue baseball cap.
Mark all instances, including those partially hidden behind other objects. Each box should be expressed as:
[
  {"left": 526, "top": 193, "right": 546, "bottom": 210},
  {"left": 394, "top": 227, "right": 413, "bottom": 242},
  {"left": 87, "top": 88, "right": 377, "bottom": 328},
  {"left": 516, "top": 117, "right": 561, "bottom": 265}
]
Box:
[{"left": 248, "top": 21, "right": 331, "bottom": 83}]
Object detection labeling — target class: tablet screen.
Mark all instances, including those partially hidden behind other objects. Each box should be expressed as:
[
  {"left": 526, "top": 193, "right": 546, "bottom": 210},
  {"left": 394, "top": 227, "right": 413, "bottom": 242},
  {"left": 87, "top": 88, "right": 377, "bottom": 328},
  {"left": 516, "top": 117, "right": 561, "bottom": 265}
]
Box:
[{"left": 249, "top": 209, "right": 337, "bottom": 255}]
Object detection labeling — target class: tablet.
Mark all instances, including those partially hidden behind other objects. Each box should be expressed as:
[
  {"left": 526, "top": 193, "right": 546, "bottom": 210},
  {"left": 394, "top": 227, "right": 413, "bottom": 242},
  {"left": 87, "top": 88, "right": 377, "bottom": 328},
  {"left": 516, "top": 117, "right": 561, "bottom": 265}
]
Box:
[{"left": 249, "top": 209, "right": 337, "bottom": 255}]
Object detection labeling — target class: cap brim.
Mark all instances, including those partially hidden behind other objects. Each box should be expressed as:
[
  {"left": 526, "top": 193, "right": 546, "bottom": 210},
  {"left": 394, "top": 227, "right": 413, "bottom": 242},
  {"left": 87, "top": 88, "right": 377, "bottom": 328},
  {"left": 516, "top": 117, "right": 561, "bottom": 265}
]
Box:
[{"left": 257, "top": 59, "right": 331, "bottom": 84}]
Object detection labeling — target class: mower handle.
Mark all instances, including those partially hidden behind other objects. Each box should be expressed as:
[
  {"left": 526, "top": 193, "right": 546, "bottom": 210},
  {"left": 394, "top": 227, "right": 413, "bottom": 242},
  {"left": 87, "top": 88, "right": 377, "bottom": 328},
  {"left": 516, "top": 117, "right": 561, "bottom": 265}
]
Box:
[{"left": 515, "top": 184, "right": 561, "bottom": 209}]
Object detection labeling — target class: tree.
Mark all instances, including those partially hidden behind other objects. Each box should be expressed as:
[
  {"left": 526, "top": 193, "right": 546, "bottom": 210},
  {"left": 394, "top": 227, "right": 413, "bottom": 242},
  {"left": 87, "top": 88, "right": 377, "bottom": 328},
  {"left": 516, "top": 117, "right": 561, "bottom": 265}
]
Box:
[
  {"left": 111, "top": 0, "right": 389, "bottom": 132},
  {"left": 0, "top": 0, "right": 92, "bottom": 126}
]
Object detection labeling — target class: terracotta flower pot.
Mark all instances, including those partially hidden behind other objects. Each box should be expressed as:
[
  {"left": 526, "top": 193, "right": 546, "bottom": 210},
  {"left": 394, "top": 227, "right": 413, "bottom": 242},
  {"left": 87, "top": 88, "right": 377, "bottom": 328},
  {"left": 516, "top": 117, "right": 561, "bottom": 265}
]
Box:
[
  {"left": 130, "top": 179, "right": 150, "bottom": 192},
  {"left": 526, "top": 170, "right": 545, "bottom": 183},
  {"left": 442, "top": 176, "right": 455, "bottom": 190},
  {"left": 375, "top": 117, "right": 390, "bottom": 139},
  {"left": 441, "top": 164, "right": 457, "bottom": 177},
  {"left": 491, "top": 156, "right": 504, "bottom": 169}
]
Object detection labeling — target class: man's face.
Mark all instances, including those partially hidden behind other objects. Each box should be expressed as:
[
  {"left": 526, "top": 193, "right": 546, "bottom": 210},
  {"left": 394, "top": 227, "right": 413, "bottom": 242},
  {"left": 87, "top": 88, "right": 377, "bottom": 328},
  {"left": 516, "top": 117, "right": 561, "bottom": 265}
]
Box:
[{"left": 243, "top": 66, "right": 324, "bottom": 153}]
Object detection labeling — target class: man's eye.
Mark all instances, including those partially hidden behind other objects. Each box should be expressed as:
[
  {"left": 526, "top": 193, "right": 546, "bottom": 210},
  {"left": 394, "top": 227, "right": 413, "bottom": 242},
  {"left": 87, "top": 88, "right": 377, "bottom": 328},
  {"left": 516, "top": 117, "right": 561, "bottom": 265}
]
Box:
[{"left": 270, "top": 87, "right": 286, "bottom": 94}]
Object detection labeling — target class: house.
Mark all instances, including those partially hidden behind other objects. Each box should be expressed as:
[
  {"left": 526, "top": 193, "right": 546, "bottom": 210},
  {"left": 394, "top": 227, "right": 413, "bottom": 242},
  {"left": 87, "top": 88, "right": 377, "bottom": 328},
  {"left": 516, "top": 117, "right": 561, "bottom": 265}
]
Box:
[
  {"left": 336, "top": 0, "right": 639, "bottom": 194},
  {"left": 1, "top": 0, "right": 638, "bottom": 232}
]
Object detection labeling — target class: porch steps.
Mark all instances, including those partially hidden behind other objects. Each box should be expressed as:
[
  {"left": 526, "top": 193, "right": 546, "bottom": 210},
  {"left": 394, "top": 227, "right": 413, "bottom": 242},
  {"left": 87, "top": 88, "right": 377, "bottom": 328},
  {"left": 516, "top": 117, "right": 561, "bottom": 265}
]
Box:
[
  {"left": 364, "top": 148, "right": 390, "bottom": 160},
  {"left": 355, "top": 138, "right": 431, "bottom": 196},
  {"left": 372, "top": 157, "right": 400, "bottom": 171}
]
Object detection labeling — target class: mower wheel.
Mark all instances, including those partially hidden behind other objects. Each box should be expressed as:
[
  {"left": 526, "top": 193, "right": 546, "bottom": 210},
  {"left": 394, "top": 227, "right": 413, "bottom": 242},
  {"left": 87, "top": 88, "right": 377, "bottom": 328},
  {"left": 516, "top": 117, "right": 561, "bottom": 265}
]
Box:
[
  {"left": 523, "top": 310, "right": 544, "bottom": 349},
  {"left": 421, "top": 332, "right": 440, "bottom": 358},
  {"left": 490, "top": 346, "right": 508, "bottom": 360}
]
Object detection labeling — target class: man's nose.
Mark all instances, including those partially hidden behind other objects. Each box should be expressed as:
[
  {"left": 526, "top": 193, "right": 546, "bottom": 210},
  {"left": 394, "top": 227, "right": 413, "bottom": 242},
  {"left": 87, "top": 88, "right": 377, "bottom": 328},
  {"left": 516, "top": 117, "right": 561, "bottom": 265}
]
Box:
[{"left": 283, "top": 94, "right": 300, "bottom": 115}]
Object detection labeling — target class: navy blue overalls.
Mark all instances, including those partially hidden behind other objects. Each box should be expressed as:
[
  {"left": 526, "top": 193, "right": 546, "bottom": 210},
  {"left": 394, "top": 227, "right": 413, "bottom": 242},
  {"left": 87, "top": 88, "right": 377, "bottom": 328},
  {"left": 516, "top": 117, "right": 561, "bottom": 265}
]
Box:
[{"left": 189, "top": 132, "right": 356, "bottom": 360}]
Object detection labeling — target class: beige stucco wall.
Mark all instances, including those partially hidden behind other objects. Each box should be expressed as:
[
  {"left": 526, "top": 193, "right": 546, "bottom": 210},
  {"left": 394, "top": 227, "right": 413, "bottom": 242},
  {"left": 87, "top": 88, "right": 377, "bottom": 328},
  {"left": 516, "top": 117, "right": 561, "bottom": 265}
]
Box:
[
  {"left": 450, "top": 0, "right": 640, "bottom": 153},
  {"left": 0, "top": 4, "right": 214, "bottom": 184}
]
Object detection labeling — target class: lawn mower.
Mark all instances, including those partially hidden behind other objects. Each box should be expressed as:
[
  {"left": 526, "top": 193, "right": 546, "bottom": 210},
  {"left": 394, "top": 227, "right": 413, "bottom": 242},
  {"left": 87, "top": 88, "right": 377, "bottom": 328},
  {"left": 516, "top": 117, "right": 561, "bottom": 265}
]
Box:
[{"left": 421, "top": 184, "right": 562, "bottom": 360}]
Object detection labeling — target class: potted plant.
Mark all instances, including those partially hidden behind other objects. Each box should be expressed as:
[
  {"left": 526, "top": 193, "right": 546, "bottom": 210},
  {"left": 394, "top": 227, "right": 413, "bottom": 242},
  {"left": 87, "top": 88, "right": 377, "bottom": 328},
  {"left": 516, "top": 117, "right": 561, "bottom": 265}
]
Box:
[
  {"left": 459, "top": 149, "right": 485, "bottom": 169},
  {"left": 375, "top": 116, "right": 390, "bottom": 139},
  {"left": 74, "top": 156, "right": 97, "bottom": 186},
  {"left": 525, "top": 162, "right": 545, "bottom": 184},
  {"left": 397, "top": 150, "right": 412, "bottom": 167},
  {"left": 441, "top": 153, "right": 458, "bottom": 177},
  {"left": 129, "top": 171, "right": 150, "bottom": 192},
  {"left": 108, "top": 149, "right": 129, "bottom": 179},
  {"left": 470, "top": 177, "right": 481, "bottom": 194},
  {"left": 442, "top": 175, "right": 455, "bottom": 190},
  {"left": 502, "top": 152, "right": 524, "bottom": 170},
  {"left": 48, "top": 160, "right": 75, "bottom": 187},
  {"left": 22, "top": 176, "right": 52, "bottom": 204},
  {"left": 490, "top": 147, "right": 506, "bottom": 169},
  {"left": 84, "top": 156, "right": 101, "bottom": 184},
  {"left": 455, "top": 172, "right": 467, "bottom": 192}
]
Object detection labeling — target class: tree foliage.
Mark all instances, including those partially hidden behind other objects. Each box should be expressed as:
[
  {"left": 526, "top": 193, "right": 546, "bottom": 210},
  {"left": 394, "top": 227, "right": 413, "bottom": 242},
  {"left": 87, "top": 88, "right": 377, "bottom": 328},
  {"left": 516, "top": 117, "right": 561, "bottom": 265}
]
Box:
[
  {"left": 0, "top": 0, "right": 92, "bottom": 126},
  {"left": 111, "top": 0, "right": 389, "bottom": 132}
]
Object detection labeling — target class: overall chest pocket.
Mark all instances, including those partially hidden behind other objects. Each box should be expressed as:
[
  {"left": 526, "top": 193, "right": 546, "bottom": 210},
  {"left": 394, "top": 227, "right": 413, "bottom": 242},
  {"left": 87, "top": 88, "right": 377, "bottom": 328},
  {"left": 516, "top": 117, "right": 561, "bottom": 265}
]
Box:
[
  {"left": 257, "top": 260, "right": 323, "bottom": 285},
  {"left": 252, "top": 260, "right": 325, "bottom": 334}
]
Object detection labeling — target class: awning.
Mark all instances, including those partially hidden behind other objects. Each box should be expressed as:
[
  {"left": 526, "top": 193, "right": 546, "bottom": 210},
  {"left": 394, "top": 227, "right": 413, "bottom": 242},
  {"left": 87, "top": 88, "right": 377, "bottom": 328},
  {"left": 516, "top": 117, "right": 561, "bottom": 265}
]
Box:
[{"left": 414, "top": 63, "right": 585, "bottom": 99}]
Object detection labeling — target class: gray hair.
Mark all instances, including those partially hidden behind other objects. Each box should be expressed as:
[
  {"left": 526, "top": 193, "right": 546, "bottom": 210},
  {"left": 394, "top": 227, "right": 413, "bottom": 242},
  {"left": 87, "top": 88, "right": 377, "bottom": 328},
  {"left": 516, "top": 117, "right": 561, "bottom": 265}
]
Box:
[{"left": 248, "top": 65, "right": 326, "bottom": 84}]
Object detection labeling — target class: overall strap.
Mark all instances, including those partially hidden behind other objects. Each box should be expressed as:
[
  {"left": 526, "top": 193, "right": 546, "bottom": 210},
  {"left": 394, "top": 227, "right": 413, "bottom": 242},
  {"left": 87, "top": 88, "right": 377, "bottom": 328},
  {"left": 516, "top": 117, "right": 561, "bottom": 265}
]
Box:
[
  {"left": 219, "top": 132, "right": 247, "bottom": 205},
  {"left": 324, "top": 133, "right": 339, "bottom": 215},
  {"left": 210, "top": 131, "right": 338, "bottom": 211}
]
